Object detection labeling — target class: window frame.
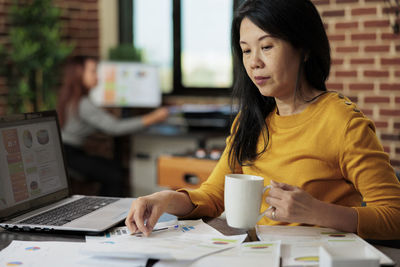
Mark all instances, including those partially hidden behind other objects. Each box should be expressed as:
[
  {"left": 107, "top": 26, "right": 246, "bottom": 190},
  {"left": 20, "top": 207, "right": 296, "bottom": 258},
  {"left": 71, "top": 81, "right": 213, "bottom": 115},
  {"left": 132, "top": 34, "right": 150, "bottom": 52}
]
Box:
[{"left": 120, "top": 0, "right": 242, "bottom": 96}]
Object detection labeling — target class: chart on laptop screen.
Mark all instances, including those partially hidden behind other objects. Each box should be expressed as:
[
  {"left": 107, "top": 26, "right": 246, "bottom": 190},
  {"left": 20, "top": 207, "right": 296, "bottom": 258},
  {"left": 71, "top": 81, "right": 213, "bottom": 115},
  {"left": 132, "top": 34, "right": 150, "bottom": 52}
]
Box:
[{"left": 0, "top": 118, "right": 68, "bottom": 210}]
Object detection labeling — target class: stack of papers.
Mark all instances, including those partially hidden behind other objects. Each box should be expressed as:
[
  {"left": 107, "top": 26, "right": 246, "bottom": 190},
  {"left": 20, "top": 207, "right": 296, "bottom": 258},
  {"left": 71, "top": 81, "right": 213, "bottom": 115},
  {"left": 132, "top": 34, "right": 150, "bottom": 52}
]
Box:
[
  {"left": 256, "top": 225, "right": 394, "bottom": 267},
  {"left": 155, "top": 241, "right": 281, "bottom": 267},
  {"left": 2, "top": 222, "right": 392, "bottom": 267},
  {"left": 84, "top": 219, "right": 249, "bottom": 264},
  {"left": 0, "top": 241, "right": 147, "bottom": 267},
  {"left": 0, "top": 220, "right": 260, "bottom": 267},
  {"left": 84, "top": 234, "right": 246, "bottom": 261}
]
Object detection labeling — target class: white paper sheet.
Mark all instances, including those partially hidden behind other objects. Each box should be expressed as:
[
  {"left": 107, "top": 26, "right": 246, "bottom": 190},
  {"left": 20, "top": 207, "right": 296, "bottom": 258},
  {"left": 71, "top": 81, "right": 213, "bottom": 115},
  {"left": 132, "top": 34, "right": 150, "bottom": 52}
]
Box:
[
  {"left": 155, "top": 240, "right": 281, "bottom": 267},
  {"left": 83, "top": 220, "right": 247, "bottom": 261},
  {"left": 0, "top": 240, "right": 147, "bottom": 267},
  {"left": 82, "top": 233, "right": 247, "bottom": 261},
  {"left": 85, "top": 219, "right": 222, "bottom": 244},
  {"left": 256, "top": 225, "right": 394, "bottom": 267}
]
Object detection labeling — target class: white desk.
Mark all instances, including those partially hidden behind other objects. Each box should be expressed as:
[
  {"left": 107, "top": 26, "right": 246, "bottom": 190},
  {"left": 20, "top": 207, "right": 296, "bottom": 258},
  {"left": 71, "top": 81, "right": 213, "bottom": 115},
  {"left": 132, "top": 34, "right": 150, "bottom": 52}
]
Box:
[{"left": 1, "top": 218, "right": 399, "bottom": 266}]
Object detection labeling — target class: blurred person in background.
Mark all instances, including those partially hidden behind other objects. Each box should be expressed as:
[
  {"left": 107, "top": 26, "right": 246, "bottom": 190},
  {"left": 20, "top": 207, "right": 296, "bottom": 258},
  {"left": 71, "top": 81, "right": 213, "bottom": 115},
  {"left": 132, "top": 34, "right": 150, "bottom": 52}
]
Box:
[{"left": 57, "top": 56, "right": 168, "bottom": 197}]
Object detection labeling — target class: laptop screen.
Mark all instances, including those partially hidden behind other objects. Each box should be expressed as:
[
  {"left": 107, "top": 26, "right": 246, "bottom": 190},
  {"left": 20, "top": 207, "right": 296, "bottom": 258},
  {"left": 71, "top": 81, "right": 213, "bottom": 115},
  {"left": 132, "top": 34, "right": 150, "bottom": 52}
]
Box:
[{"left": 0, "top": 111, "right": 69, "bottom": 219}]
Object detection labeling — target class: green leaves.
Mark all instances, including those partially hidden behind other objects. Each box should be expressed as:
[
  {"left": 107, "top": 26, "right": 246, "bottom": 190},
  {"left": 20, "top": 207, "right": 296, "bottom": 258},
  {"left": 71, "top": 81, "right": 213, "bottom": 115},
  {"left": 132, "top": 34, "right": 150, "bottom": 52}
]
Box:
[
  {"left": 109, "top": 44, "right": 143, "bottom": 62},
  {"left": 9, "top": 28, "right": 41, "bottom": 66},
  {"left": 1, "top": 0, "right": 74, "bottom": 113}
]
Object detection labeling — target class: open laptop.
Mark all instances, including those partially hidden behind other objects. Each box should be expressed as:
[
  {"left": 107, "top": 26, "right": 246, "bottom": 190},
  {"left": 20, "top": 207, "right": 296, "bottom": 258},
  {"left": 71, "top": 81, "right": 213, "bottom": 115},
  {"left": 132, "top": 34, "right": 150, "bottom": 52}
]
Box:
[{"left": 0, "top": 110, "right": 136, "bottom": 233}]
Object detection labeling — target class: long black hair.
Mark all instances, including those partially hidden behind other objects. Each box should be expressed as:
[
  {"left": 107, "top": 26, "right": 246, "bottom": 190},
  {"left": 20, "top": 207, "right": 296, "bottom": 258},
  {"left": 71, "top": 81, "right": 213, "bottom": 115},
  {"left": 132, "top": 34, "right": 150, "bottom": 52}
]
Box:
[{"left": 228, "top": 0, "right": 331, "bottom": 170}]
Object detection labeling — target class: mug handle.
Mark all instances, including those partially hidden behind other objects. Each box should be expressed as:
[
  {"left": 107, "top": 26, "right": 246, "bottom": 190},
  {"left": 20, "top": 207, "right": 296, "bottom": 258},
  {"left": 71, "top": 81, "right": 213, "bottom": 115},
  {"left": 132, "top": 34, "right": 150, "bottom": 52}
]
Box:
[{"left": 258, "top": 185, "right": 272, "bottom": 222}]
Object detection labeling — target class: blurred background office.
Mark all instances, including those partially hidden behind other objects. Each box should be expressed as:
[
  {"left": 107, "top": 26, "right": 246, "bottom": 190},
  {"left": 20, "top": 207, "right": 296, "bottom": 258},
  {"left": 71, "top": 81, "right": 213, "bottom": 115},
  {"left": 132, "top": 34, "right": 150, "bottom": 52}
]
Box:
[{"left": 0, "top": 0, "right": 398, "bottom": 197}]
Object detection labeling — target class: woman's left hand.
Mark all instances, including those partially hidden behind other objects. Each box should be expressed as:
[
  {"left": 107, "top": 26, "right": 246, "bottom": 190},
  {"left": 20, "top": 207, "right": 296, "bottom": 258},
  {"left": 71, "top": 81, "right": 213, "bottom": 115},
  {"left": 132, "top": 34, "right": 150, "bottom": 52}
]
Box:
[{"left": 265, "top": 180, "right": 319, "bottom": 224}]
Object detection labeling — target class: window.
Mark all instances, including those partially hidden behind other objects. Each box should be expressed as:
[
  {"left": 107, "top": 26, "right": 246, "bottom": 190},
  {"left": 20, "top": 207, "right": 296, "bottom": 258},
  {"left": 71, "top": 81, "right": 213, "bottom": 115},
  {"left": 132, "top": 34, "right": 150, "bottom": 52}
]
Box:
[
  {"left": 181, "top": 0, "right": 233, "bottom": 89},
  {"left": 130, "top": 0, "right": 239, "bottom": 95},
  {"left": 133, "top": 0, "right": 173, "bottom": 93}
]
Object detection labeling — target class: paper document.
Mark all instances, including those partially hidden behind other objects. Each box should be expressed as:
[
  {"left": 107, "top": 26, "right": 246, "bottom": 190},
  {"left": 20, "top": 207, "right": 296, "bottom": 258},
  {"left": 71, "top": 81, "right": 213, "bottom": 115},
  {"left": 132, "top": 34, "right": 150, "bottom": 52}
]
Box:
[
  {"left": 0, "top": 220, "right": 246, "bottom": 266},
  {"left": 86, "top": 219, "right": 221, "bottom": 243},
  {"left": 84, "top": 219, "right": 246, "bottom": 261},
  {"left": 155, "top": 240, "right": 281, "bottom": 267},
  {"left": 83, "top": 233, "right": 246, "bottom": 261},
  {"left": 256, "top": 225, "right": 394, "bottom": 267},
  {"left": 0, "top": 241, "right": 147, "bottom": 267},
  {"left": 85, "top": 212, "right": 178, "bottom": 242}
]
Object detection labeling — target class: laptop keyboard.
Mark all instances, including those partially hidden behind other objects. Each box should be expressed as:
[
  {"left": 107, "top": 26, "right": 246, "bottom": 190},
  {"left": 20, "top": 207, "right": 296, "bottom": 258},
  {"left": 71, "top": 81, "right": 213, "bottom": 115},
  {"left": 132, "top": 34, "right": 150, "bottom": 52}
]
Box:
[{"left": 20, "top": 197, "right": 119, "bottom": 226}]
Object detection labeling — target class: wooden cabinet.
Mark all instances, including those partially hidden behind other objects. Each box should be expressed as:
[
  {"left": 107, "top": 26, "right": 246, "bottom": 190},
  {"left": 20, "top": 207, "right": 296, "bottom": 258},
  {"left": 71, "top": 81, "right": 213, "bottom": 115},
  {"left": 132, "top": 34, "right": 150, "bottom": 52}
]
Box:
[{"left": 158, "top": 155, "right": 218, "bottom": 189}]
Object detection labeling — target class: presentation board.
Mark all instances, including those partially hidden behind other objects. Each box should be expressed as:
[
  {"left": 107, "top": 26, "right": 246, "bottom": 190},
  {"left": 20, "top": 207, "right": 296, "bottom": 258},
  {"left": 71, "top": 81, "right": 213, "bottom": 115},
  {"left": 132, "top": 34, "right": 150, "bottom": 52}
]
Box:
[{"left": 90, "top": 61, "right": 161, "bottom": 108}]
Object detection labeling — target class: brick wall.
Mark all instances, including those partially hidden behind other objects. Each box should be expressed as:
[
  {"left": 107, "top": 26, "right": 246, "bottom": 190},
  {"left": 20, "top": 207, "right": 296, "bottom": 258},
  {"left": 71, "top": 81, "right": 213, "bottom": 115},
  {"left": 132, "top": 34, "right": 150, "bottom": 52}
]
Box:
[
  {"left": 313, "top": 0, "right": 400, "bottom": 170},
  {"left": 0, "top": 0, "right": 99, "bottom": 115},
  {"left": 56, "top": 0, "right": 99, "bottom": 57}
]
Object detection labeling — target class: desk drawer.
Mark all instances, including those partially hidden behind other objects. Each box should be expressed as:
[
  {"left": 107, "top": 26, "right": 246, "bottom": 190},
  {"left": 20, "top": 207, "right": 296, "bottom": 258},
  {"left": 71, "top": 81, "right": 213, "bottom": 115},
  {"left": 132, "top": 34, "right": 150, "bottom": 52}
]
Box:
[{"left": 158, "top": 156, "right": 217, "bottom": 189}]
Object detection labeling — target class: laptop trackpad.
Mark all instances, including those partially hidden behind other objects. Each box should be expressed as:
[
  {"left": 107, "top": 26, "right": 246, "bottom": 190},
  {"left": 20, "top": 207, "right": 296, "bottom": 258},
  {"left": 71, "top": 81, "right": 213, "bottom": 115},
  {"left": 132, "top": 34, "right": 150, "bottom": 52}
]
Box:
[{"left": 65, "top": 206, "right": 128, "bottom": 229}]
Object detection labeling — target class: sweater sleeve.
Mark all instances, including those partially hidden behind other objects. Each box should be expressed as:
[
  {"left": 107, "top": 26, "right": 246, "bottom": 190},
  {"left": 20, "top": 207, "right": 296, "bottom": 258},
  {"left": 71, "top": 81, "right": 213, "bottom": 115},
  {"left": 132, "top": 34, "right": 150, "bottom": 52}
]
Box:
[
  {"left": 78, "top": 97, "right": 145, "bottom": 136},
  {"left": 339, "top": 115, "right": 400, "bottom": 239},
  {"left": 177, "top": 120, "right": 242, "bottom": 219}
]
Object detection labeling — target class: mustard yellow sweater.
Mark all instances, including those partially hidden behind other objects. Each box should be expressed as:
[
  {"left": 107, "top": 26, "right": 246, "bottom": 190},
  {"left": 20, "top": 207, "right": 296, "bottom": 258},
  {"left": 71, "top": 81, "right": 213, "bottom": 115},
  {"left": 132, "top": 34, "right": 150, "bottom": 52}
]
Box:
[{"left": 179, "top": 92, "right": 400, "bottom": 240}]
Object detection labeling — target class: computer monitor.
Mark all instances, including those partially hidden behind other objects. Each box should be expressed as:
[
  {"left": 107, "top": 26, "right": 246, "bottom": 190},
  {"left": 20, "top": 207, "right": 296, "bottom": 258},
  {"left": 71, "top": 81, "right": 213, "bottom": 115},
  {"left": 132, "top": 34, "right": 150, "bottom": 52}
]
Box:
[{"left": 90, "top": 61, "right": 162, "bottom": 108}]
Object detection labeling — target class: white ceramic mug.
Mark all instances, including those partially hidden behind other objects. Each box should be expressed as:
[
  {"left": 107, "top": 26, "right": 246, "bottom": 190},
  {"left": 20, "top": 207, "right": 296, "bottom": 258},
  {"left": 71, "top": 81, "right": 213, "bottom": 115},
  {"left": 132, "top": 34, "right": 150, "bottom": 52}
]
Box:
[{"left": 224, "top": 174, "right": 270, "bottom": 229}]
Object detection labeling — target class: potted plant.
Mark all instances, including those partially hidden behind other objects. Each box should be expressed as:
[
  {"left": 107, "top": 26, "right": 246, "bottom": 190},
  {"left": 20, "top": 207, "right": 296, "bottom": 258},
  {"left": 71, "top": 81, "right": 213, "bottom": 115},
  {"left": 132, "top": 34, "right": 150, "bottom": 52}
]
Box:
[{"left": 0, "top": 0, "right": 74, "bottom": 113}]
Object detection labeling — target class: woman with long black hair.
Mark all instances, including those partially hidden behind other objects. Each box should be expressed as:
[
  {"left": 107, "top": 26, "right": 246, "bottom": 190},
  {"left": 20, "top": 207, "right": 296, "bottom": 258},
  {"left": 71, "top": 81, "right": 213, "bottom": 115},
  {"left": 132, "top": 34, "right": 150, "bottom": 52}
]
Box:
[{"left": 125, "top": 0, "right": 400, "bottom": 239}]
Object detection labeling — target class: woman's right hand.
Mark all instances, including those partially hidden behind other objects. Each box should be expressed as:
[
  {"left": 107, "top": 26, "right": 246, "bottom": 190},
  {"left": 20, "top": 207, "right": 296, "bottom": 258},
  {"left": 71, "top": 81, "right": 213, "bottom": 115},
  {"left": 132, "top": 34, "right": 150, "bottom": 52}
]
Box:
[
  {"left": 142, "top": 107, "right": 169, "bottom": 126},
  {"left": 125, "top": 190, "right": 195, "bottom": 236},
  {"left": 125, "top": 191, "right": 171, "bottom": 236}
]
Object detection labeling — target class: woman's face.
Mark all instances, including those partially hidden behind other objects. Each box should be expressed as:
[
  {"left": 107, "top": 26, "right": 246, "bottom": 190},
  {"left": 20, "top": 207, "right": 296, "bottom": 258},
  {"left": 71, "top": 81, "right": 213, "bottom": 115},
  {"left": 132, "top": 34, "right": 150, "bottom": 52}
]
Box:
[
  {"left": 239, "top": 18, "right": 303, "bottom": 100},
  {"left": 82, "top": 59, "right": 98, "bottom": 89}
]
